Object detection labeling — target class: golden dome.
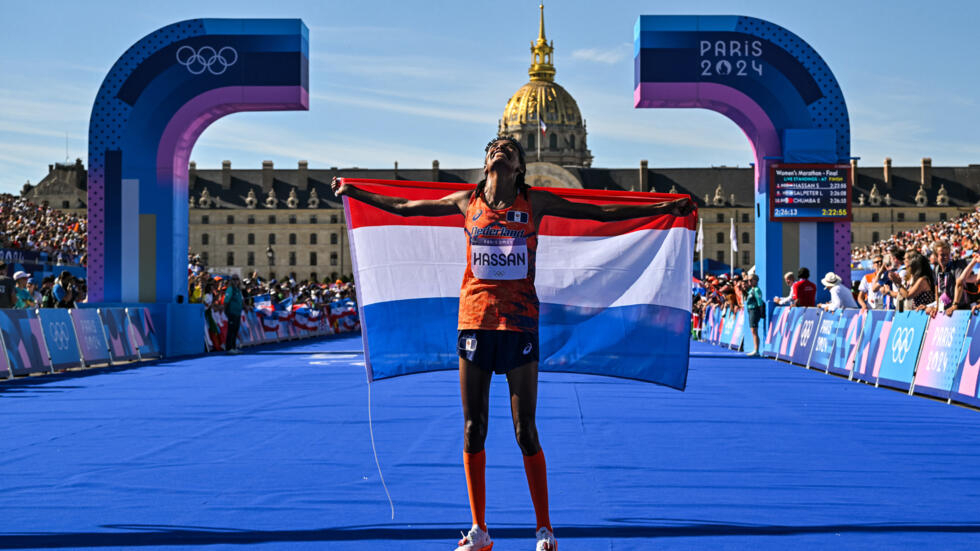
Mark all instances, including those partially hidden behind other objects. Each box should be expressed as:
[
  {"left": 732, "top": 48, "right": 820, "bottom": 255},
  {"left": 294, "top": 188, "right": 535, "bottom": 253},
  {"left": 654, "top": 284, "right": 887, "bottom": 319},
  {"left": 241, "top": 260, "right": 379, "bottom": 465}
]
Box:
[
  {"left": 503, "top": 80, "right": 583, "bottom": 128},
  {"left": 499, "top": 4, "right": 591, "bottom": 167}
]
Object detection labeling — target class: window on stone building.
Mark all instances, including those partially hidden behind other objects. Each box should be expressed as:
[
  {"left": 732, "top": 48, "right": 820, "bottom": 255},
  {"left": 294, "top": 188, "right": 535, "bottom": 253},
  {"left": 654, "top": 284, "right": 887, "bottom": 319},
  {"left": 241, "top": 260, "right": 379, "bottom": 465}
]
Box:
[
  {"left": 330, "top": 252, "right": 339, "bottom": 266},
  {"left": 549, "top": 134, "right": 558, "bottom": 150},
  {"left": 716, "top": 251, "right": 724, "bottom": 262},
  {"left": 527, "top": 133, "right": 535, "bottom": 150},
  {"left": 268, "top": 234, "right": 276, "bottom": 245},
  {"left": 247, "top": 216, "right": 255, "bottom": 224},
  {"left": 897, "top": 212, "right": 905, "bottom": 222},
  {"left": 940, "top": 212, "right": 948, "bottom": 221},
  {"left": 741, "top": 232, "right": 750, "bottom": 244},
  {"left": 311, "top": 272, "right": 318, "bottom": 282},
  {"left": 330, "top": 233, "right": 338, "bottom": 245},
  {"left": 202, "top": 234, "right": 209, "bottom": 245},
  {"left": 201, "top": 252, "right": 209, "bottom": 265},
  {"left": 201, "top": 215, "right": 209, "bottom": 224},
  {"left": 872, "top": 231, "right": 880, "bottom": 242},
  {"left": 62, "top": 201, "right": 70, "bottom": 208},
  {"left": 918, "top": 213, "right": 926, "bottom": 222},
  {"left": 247, "top": 252, "right": 254, "bottom": 266},
  {"left": 226, "top": 215, "right": 234, "bottom": 224},
  {"left": 289, "top": 215, "right": 297, "bottom": 224},
  {"left": 226, "top": 252, "right": 234, "bottom": 266},
  {"left": 310, "top": 252, "right": 318, "bottom": 266},
  {"left": 742, "top": 252, "right": 750, "bottom": 265},
  {"left": 268, "top": 215, "right": 276, "bottom": 224},
  {"left": 741, "top": 213, "right": 749, "bottom": 223},
  {"left": 289, "top": 252, "right": 296, "bottom": 266},
  {"left": 226, "top": 233, "right": 234, "bottom": 245},
  {"left": 716, "top": 213, "right": 724, "bottom": 223},
  {"left": 310, "top": 215, "right": 318, "bottom": 224},
  {"left": 247, "top": 233, "right": 255, "bottom": 245},
  {"left": 872, "top": 213, "right": 880, "bottom": 222},
  {"left": 330, "top": 214, "right": 338, "bottom": 224},
  {"left": 310, "top": 233, "right": 317, "bottom": 245},
  {"left": 716, "top": 232, "right": 724, "bottom": 244},
  {"left": 289, "top": 233, "right": 297, "bottom": 245},
  {"left": 569, "top": 135, "right": 575, "bottom": 149}
]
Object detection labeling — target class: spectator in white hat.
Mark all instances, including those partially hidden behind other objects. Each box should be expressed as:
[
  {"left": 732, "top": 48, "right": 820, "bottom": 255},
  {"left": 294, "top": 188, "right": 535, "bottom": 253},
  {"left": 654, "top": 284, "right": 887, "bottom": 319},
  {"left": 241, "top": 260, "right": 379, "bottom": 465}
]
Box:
[
  {"left": 12, "top": 271, "right": 34, "bottom": 309},
  {"left": 818, "top": 272, "right": 857, "bottom": 312}
]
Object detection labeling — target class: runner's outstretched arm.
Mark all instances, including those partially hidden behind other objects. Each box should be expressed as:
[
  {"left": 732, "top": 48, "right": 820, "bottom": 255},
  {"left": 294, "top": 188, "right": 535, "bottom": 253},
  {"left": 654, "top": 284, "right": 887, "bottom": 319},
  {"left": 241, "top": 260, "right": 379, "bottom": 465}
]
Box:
[
  {"left": 331, "top": 177, "right": 470, "bottom": 217},
  {"left": 532, "top": 190, "right": 695, "bottom": 222}
]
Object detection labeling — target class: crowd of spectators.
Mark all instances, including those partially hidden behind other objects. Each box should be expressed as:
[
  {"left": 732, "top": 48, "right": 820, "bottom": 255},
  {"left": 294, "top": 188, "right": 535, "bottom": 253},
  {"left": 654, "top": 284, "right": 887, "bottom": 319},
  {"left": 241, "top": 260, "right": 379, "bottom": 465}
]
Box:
[
  {"left": 0, "top": 194, "right": 87, "bottom": 266},
  {"left": 0, "top": 261, "right": 85, "bottom": 309},
  {"left": 187, "top": 253, "right": 356, "bottom": 352},
  {"left": 851, "top": 207, "right": 980, "bottom": 264},
  {"left": 187, "top": 253, "right": 355, "bottom": 312}
]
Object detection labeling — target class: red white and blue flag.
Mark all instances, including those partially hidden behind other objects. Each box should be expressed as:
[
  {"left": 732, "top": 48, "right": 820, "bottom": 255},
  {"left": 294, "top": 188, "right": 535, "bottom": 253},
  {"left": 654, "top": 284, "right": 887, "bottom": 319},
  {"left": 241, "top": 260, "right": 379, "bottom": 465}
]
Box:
[{"left": 342, "top": 179, "right": 696, "bottom": 388}]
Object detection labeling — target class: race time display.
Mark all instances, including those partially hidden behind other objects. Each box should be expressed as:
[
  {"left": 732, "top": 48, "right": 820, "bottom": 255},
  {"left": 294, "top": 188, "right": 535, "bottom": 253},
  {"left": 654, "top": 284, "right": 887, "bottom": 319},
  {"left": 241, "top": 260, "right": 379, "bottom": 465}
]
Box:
[{"left": 769, "top": 164, "right": 852, "bottom": 221}]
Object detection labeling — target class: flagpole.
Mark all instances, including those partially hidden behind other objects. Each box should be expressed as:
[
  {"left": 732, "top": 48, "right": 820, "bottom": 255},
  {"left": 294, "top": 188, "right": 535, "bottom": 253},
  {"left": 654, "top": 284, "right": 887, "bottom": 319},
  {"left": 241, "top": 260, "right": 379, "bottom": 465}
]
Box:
[
  {"left": 698, "top": 217, "right": 704, "bottom": 280},
  {"left": 536, "top": 107, "right": 542, "bottom": 162},
  {"left": 730, "top": 217, "right": 734, "bottom": 279}
]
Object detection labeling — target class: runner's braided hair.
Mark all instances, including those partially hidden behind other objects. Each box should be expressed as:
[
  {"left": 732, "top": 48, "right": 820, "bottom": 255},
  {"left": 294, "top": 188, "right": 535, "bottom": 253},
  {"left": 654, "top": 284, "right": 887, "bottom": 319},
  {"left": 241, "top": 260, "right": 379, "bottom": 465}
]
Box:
[{"left": 475, "top": 136, "right": 531, "bottom": 200}]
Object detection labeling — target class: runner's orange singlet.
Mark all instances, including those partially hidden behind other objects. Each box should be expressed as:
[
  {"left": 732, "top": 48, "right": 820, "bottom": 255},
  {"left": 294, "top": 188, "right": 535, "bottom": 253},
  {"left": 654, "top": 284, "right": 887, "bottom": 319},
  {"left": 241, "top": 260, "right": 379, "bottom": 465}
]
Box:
[{"left": 458, "top": 190, "right": 539, "bottom": 333}]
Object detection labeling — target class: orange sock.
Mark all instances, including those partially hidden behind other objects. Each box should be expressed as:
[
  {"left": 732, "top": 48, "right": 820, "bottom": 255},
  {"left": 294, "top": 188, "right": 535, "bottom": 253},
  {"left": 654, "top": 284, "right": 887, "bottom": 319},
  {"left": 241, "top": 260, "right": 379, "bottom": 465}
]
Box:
[
  {"left": 523, "top": 450, "right": 553, "bottom": 532},
  {"left": 463, "top": 450, "right": 487, "bottom": 531}
]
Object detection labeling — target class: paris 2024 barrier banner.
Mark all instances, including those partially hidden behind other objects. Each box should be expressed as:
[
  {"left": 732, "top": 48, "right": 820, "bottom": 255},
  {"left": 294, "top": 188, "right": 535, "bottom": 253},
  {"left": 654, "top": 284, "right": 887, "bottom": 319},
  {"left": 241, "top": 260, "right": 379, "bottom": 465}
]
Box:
[
  {"left": 701, "top": 305, "right": 980, "bottom": 407},
  {"left": 0, "top": 305, "right": 357, "bottom": 380}
]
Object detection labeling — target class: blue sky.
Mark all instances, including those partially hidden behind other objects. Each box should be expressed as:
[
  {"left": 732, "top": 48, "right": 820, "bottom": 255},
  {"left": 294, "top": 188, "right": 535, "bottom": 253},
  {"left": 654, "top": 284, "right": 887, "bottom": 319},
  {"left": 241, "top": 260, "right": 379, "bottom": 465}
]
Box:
[{"left": 1, "top": 0, "right": 978, "bottom": 194}]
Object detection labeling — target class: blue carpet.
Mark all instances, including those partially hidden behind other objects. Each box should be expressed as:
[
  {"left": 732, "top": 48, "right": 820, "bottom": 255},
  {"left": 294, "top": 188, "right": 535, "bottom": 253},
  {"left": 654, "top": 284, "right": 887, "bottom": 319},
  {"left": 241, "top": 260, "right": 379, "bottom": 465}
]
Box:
[{"left": 1, "top": 337, "right": 979, "bottom": 550}]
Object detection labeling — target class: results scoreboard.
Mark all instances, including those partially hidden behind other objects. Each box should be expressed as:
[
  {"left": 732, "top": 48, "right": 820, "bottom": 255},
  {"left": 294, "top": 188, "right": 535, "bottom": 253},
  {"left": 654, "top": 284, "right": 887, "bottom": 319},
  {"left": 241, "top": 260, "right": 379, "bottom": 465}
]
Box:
[{"left": 769, "top": 164, "right": 852, "bottom": 221}]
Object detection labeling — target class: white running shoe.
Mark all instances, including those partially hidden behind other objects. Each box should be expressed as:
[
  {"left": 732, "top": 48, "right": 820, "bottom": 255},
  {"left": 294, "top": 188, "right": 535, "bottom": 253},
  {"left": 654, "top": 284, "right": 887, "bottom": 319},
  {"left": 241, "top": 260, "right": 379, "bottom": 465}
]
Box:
[
  {"left": 455, "top": 525, "right": 493, "bottom": 551},
  {"left": 535, "top": 527, "right": 557, "bottom": 551}
]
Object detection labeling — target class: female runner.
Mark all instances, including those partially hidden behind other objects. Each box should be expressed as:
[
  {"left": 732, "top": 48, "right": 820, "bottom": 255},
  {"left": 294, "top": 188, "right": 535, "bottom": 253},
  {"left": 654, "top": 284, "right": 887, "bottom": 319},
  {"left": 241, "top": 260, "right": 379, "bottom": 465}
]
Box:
[{"left": 332, "top": 137, "right": 693, "bottom": 551}]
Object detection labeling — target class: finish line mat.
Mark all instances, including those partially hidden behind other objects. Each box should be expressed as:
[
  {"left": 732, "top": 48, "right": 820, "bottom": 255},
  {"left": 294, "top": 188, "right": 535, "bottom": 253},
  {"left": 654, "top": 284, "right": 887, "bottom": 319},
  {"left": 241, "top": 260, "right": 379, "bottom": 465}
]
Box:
[{"left": 1, "top": 338, "right": 979, "bottom": 550}]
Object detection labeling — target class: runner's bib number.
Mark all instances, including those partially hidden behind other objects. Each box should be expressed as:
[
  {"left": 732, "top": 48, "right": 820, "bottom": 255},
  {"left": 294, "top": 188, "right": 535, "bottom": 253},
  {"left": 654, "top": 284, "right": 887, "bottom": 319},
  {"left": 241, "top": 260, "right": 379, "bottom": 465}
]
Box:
[{"left": 471, "top": 238, "right": 528, "bottom": 280}]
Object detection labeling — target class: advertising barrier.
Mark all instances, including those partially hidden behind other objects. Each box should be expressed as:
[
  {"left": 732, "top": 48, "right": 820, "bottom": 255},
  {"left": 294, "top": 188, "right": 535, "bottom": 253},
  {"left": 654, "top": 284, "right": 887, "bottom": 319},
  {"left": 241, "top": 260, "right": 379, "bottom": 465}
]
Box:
[
  {"left": 950, "top": 316, "right": 980, "bottom": 408},
  {"left": 776, "top": 307, "right": 806, "bottom": 362},
  {"left": 729, "top": 308, "right": 745, "bottom": 351},
  {"left": 0, "top": 337, "right": 9, "bottom": 378},
  {"left": 827, "top": 309, "right": 865, "bottom": 376},
  {"left": 762, "top": 307, "right": 789, "bottom": 358},
  {"left": 875, "top": 311, "right": 930, "bottom": 390},
  {"left": 37, "top": 308, "right": 83, "bottom": 371},
  {"left": 99, "top": 308, "right": 138, "bottom": 363},
  {"left": 719, "top": 309, "right": 737, "bottom": 348},
  {"left": 808, "top": 311, "right": 840, "bottom": 371},
  {"left": 852, "top": 310, "right": 894, "bottom": 383},
  {"left": 913, "top": 311, "right": 971, "bottom": 399},
  {"left": 125, "top": 307, "right": 161, "bottom": 360},
  {"left": 787, "top": 308, "right": 823, "bottom": 366},
  {"left": 70, "top": 309, "right": 111, "bottom": 366},
  {"left": 0, "top": 309, "right": 51, "bottom": 376}
]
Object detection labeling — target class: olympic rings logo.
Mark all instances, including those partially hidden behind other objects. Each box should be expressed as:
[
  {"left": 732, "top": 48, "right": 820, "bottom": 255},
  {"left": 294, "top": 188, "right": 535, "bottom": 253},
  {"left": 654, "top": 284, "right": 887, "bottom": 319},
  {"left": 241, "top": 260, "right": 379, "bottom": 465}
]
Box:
[
  {"left": 890, "top": 327, "right": 916, "bottom": 364},
  {"left": 799, "top": 320, "right": 815, "bottom": 347},
  {"left": 176, "top": 46, "right": 238, "bottom": 75},
  {"left": 50, "top": 321, "right": 72, "bottom": 350}
]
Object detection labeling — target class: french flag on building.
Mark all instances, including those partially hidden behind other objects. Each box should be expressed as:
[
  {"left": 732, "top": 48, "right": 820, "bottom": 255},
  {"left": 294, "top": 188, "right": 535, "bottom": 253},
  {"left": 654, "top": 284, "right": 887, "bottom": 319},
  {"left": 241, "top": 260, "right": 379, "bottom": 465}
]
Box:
[{"left": 342, "top": 179, "right": 696, "bottom": 389}]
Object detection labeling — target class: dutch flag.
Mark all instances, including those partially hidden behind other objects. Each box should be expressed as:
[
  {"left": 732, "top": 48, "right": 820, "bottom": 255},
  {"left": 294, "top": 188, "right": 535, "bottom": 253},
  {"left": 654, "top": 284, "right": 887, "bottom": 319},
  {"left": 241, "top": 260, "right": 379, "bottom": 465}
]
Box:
[{"left": 342, "top": 179, "right": 696, "bottom": 388}]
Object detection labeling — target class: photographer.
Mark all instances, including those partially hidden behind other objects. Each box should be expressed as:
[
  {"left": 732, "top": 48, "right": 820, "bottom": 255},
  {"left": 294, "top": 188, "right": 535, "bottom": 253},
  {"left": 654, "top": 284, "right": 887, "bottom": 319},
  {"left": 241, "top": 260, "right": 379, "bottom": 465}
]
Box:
[{"left": 858, "top": 254, "right": 889, "bottom": 310}]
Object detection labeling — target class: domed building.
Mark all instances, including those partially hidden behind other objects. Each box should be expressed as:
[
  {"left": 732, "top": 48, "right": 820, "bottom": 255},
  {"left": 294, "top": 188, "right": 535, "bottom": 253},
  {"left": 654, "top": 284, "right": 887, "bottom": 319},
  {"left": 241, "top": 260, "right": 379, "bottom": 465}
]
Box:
[{"left": 498, "top": 5, "right": 592, "bottom": 171}]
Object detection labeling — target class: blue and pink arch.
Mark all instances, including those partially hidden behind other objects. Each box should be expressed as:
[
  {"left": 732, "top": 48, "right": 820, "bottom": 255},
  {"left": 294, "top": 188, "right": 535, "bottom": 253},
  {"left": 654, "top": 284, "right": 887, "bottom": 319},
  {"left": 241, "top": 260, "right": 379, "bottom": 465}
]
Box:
[
  {"left": 87, "top": 19, "right": 308, "bottom": 354},
  {"left": 634, "top": 15, "right": 851, "bottom": 302}
]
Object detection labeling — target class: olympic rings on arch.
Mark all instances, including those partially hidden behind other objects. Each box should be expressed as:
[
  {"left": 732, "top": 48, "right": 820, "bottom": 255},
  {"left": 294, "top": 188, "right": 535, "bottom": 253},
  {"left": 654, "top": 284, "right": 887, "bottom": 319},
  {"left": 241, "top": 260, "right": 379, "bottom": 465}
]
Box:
[{"left": 176, "top": 45, "right": 238, "bottom": 75}]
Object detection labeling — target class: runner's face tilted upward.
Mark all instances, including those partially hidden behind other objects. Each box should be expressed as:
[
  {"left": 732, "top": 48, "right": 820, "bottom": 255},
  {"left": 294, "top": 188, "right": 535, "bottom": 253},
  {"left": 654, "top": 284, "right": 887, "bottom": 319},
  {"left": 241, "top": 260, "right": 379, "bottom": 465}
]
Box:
[{"left": 484, "top": 139, "right": 525, "bottom": 179}]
